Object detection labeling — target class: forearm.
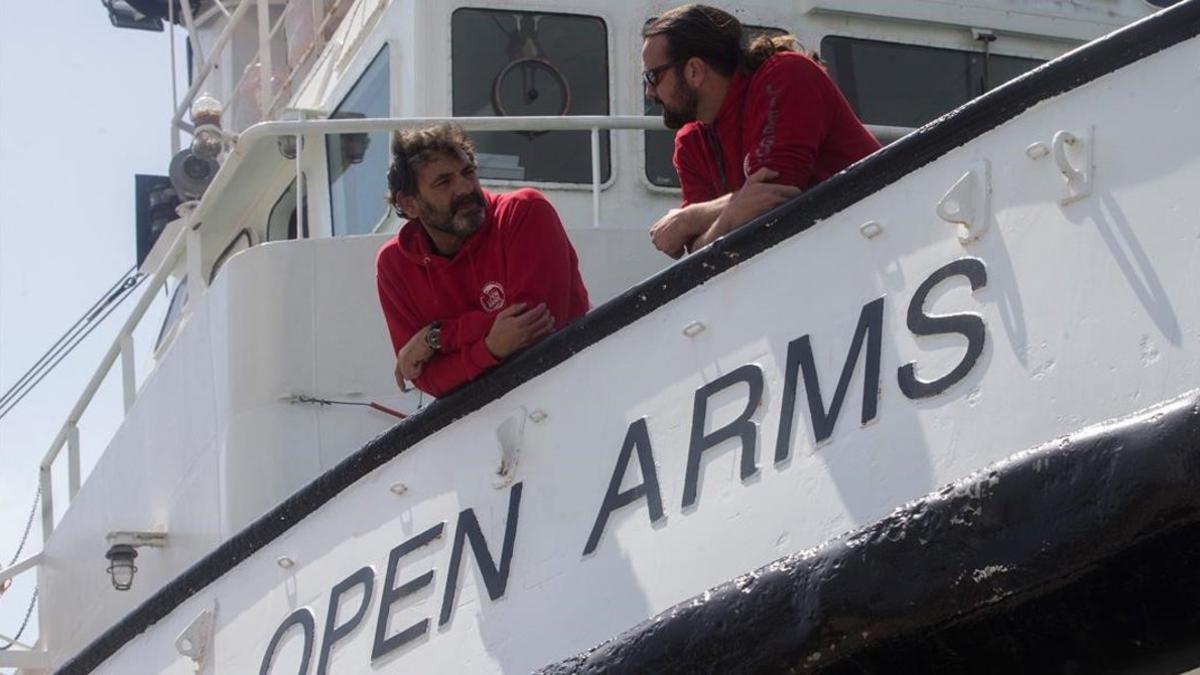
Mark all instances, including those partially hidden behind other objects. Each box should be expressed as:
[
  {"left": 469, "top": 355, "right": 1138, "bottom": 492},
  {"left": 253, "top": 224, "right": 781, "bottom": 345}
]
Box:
[
  {"left": 413, "top": 339, "right": 498, "bottom": 397},
  {"left": 680, "top": 194, "right": 731, "bottom": 238},
  {"left": 690, "top": 210, "right": 739, "bottom": 252}
]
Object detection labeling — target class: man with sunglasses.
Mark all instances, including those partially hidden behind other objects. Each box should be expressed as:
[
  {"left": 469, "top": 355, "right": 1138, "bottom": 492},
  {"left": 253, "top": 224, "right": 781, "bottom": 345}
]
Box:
[{"left": 642, "top": 5, "right": 880, "bottom": 258}]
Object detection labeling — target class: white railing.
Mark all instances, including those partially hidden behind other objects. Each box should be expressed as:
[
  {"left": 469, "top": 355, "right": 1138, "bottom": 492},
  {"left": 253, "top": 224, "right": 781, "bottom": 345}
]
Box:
[{"left": 171, "top": 0, "right": 352, "bottom": 152}]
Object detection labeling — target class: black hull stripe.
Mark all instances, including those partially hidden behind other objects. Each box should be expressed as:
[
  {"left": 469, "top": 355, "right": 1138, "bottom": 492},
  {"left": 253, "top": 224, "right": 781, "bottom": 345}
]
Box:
[
  {"left": 58, "top": 2, "right": 1200, "bottom": 672},
  {"left": 536, "top": 392, "right": 1200, "bottom": 675}
]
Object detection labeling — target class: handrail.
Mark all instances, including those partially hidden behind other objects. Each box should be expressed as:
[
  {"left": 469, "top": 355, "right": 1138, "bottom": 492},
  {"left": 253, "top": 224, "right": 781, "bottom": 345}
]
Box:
[{"left": 38, "top": 228, "right": 187, "bottom": 543}]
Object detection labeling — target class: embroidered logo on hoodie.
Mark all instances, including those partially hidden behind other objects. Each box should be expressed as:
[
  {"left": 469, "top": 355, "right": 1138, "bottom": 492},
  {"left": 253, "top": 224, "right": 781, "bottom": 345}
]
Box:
[{"left": 480, "top": 282, "right": 506, "bottom": 311}]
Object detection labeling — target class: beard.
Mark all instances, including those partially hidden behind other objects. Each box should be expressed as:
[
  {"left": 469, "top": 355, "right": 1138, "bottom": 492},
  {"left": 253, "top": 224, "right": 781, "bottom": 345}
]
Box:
[
  {"left": 661, "top": 80, "right": 700, "bottom": 130},
  {"left": 419, "top": 190, "right": 487, "bottom": 237}
]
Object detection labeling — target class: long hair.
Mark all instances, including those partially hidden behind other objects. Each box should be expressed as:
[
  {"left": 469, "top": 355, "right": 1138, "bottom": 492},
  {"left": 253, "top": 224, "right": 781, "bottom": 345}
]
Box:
[{"left": 643, "top": 5, "right": 804, "bottom": 76}]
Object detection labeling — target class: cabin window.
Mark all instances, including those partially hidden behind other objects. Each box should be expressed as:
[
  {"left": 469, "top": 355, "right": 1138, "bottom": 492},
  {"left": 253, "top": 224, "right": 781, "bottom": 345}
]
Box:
[
  {"left": 820, "top": 36, "right": 1044, "bottom": 128},
  {"left": 267, "top": 176, "right": 309, "bottom": 242},
  {"left": 644, "top": 25, "right": 789, "bottom": 189},
  {"left": 154, "top": 278, "right": 189, "bottom": 352},
  {"left": 327, "top": 45, "right": 390, "bottom": 236},
  {"left": 451, "top": 9, "right": 611, "bottom": 184}
]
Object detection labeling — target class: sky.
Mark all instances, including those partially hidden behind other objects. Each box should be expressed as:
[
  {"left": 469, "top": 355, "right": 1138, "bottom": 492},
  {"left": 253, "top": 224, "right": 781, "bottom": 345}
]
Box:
[{"left": 0, "top": 3, "right": 186, "bottom": 655}]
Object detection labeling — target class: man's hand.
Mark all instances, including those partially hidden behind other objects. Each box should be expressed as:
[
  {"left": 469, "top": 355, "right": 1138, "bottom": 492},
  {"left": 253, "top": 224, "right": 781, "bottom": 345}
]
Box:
[
  {"left": 485, "top": 302, "right": 554, "bottom": 359},
  {"left": 649, "top": 208, "right": 703, "bottom": 259},
  {"left": 395, "top": 325, "right": 436, "bottom": 386},
  {"left": 692, "top": 169, "right": 802, "bottom": 251},
  {"left": 722, "top": 168, "right": 802, "bottom": 231}
]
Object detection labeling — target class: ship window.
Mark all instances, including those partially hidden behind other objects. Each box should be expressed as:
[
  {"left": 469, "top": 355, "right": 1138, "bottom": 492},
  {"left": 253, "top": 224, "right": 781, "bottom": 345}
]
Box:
[
  {"left": 327, "top": 45, "right": 390, "bottom": 237},
  {"left": 154, "top": 277, "right": 189, "bottom": 352},
  {"left": 451, "top": 9, "right": 610, "bottom": 184},
  {"left": 267, "top": 175, "right": 309, "bottom": 242},
  {"left": 644, "top": 25, "right": 789, "bottom": 189},
  {"left": 820, "top": 37, "right": 1044, "bottom": 128}
]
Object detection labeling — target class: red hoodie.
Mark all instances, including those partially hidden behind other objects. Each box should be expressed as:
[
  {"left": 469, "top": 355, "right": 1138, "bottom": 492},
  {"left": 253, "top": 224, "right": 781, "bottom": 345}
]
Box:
[
  {"left": 673, "top": 51, "right": 881, "bottom": 206},
  {"left": 376, "top": 188, "right": 589, "bottom": 397}
]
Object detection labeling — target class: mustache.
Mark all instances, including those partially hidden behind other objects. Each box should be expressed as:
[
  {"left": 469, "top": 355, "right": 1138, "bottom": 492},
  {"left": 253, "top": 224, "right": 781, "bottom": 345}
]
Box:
[{"left": 451, "top": 191, "right": 486, "bottom": 213}]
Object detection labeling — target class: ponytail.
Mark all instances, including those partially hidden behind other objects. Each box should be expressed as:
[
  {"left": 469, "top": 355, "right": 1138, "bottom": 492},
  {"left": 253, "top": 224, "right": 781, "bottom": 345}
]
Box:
[{"left": 742, "top": 34, "right": 819, "bottom": 73}]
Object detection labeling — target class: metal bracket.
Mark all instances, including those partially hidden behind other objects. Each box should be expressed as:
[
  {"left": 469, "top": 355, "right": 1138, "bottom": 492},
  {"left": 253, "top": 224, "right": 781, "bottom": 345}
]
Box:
[
  {"left": 175, "top": 605, "right": 216, "bottom": 673},
  {"left": 936, "top": 159, "right": 992, "bottom": 244},
  {"left": 494, "top": 407, "right": 527, "bottom": 488},
  {"left": 1051, "top": 126, "right": 1094, "bottom": 205}
]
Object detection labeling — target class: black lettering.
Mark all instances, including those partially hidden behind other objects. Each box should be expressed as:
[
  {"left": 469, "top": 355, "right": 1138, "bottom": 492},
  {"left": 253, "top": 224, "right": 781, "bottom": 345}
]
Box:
[
  {"left": 682, "top": 364, "right": 765, "bottom": 509},
  {"left": 316, "top": 567, "right": 375, "bottom": 675},
  {"left": 371, "top": 522, "right": 445, "bottom": 662},
  {"left": 898, "top": 258, "right": 988, "bottom": 399},
  {"left": 260, "top": 608, "right": 315, "bottom": 675},
  {"left": 774, "top": 297, "right": 884, "bottom": 462},
  {"left": 439, "top": 482, "right": 523, "bottom": 626},
  {"left": 583, "top": 418, "right": 664, "bottom": 555}
]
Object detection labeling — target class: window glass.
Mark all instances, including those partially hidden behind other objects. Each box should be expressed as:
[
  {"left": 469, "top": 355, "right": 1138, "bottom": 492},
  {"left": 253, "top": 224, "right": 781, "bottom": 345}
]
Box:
[
  {"left": 267, "top": 176, "right": 308, "bottom": 242},
  {"left": 644, "top": 25, "right": 788, "bottom": 189},
  {"left": 820, "top": 37, "right": 1043, "bottom": 128},
  {"left": 155, "top": 278, "right": 189, "bottom": 352},
  {"left": 452, "top": 9, "right": 610, "bottom": 184},
  {"left": 327, "top": 45, "right": 390, "bottom": 236}
]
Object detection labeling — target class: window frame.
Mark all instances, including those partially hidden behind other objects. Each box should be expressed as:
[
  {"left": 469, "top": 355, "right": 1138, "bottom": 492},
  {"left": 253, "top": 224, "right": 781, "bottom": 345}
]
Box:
[
  {"left": 325, "top": 43, "right": 393, "bottom": 237},
  {"left": 818, "top": 33, "right": 1048, "bottom": 128},
  {"left": 449, "top": 6, "right": 618, "bottom": 192}
]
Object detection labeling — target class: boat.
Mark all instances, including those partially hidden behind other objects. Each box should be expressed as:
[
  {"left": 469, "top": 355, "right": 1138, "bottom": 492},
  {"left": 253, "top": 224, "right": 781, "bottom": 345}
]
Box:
[{"left": 3, "top": 0, "right": 1199, "bottom": 672}]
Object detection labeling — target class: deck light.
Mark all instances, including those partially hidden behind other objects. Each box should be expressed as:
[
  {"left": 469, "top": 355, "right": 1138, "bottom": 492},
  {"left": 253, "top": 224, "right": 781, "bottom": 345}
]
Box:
[
  {"left": 104, "top": 531, "right": 168, "bottom": 592},
  {"left": 105, "top": 545, "right": 138, "bottom": 591},
  {"left": 190, "top": 96, "right": 225, "bottom": 160}
]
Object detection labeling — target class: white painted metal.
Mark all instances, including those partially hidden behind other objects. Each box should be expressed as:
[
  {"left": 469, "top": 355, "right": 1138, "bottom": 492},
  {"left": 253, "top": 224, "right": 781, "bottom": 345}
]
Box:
[
  {"left": 37, "top": 228, "right": 186, "bottom": 542},
  {"left": 1053, "top": 127, "right": 1095, "bottom": 204},
  {"left": 256, "top": 0, "right": 274, "bottom": 118},
  {"left": 25, "top": 0, "right": 1174, "bottom": 668},
  {"left": 937, "top": 159, "right": 992, "bottom": 243},
  {"left": 0, "top": 553, "right": 42, "bottom": 586},
  {"left": 171, "top": 0, "right": 255, "bottom": 135},
  {"left": 119, "top": 332, "right": 136, "bottom": 413},
  {"left": 67, "top": 423, "right": 80, "bottom": 499},
  {"left": 49, "top": 25, "right": 1200, "bottom": 673}
]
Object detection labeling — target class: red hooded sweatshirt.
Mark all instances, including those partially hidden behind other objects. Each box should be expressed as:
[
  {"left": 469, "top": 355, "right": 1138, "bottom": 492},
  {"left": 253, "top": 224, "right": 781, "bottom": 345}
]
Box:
[
  {"left": 376, "top": 188, "right": 589, "bottom": 397},
  {"left": 673, "top": 51, "right": 881, "bottom": 206}
]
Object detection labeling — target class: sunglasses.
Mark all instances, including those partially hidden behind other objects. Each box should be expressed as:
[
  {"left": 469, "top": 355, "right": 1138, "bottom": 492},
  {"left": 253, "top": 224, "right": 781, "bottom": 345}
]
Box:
[{"left": 642, "top": 60, "right": 684, "bottom": 88}]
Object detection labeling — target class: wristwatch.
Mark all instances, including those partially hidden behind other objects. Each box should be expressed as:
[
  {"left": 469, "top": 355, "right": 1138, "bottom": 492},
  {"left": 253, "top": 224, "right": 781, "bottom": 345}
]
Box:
[{"left": 424, "top": 321, "right": 442, "bottom": 352}]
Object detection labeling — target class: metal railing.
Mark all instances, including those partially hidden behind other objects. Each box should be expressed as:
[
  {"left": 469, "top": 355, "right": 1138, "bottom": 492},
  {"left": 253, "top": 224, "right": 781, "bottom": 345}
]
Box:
[{"left": 171, "top": 0, "right": 351, "bottom": 152}]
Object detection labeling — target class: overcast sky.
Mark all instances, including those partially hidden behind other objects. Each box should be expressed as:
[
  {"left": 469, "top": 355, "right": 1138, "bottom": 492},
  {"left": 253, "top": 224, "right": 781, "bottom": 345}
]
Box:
[{"left": 0, "top": 3, "right": 186, "bottom": 654}]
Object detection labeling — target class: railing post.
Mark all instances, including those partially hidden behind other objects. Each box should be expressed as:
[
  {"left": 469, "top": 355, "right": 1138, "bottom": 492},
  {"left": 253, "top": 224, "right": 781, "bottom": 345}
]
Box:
[
  {"left": 187, "top": 224, "right": 207, "bottom": 293},
  {"left": 120, "top": 332, "right": 136, "bottom": 412},
  {"left": 68, "top": 423, "right": 81, "bottom": 499},
  {"left": 591, "top": 126, "right": 601, "bottom": 228},
  {"left": 257, "top": 0, "right": 274, "bottom": 119},
  {"left": 39, "top": 465, "right": 53, "bottom": 544},
  {"left": 313, "top": 0, "right": 326, "bottom": 56},
  {"left": 295, "top": 134, "right": 306, "bottom": 238}
]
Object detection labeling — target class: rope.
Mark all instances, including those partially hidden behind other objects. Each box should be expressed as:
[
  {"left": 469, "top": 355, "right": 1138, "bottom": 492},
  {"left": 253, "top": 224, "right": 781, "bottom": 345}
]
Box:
[
  {"left": 0, "top": 266, "right": 136, "bottom": 413},
  {"left": 0, "top": 590, "right": 37, "bottom": 651},
  {"left": 6, "top": 485, "right": 40, "bottom": 568},
  {"left": 0, "top": 272, "right": 146, "bottom": 422},
  {"left": 0, "top": 486, "right": 42, "bottom": 651},
  {"left": 290, "top": 395, "right": 408, "bottom": 420}
]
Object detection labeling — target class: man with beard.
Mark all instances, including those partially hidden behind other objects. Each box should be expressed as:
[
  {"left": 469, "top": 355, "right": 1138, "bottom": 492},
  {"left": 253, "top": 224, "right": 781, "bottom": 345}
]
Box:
[
  {"left": 643, "top": 5, "right": 880, "bottom": 258},
  {"left": 376, "top": 123, "right": 589, "bottom": 396}
]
